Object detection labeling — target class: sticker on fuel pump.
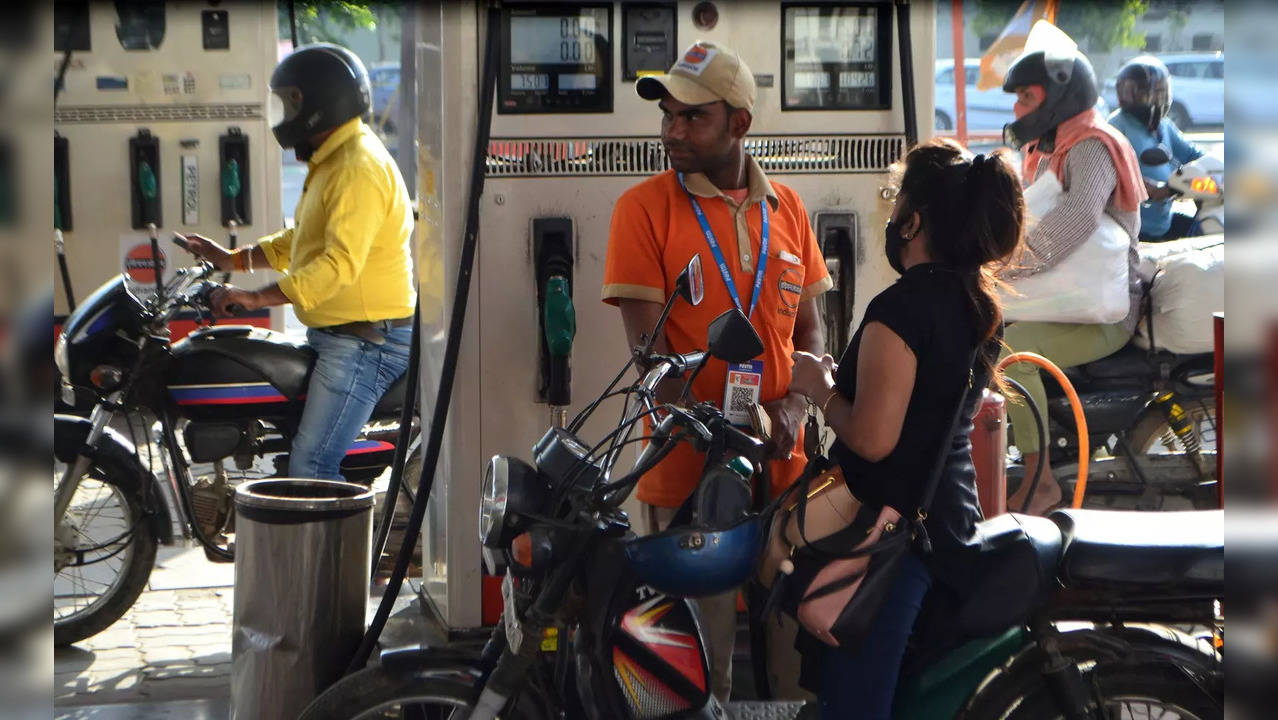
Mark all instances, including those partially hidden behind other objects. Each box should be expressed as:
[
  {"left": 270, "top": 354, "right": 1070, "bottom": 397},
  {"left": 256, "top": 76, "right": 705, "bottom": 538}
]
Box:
[
  {"left": 124, "top": 243, "right": 166, "bottom": 285},
  {"left": 181, "top": 155, "right": 199, "bottom": 225}
]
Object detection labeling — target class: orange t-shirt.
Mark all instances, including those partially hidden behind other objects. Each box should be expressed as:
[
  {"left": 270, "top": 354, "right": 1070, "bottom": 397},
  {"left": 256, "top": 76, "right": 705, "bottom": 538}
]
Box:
[{"left": 602, "top": 158, "right": 833, "bottom": 508}]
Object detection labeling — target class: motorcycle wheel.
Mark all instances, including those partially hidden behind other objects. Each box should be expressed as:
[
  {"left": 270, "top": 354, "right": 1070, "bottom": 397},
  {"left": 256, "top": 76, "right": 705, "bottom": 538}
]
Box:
[
  {"left": 299, "top": 667, "right": 524, "bottom": 720},
  {"left": 54, "top": 458, "right": 157, "bottom": 646},
  {"left": 997, "top": 662, "right": 1220, "bottom": 720},
  {"left": 1128, "top": 401, "right": 1218, "bottom": 508}
]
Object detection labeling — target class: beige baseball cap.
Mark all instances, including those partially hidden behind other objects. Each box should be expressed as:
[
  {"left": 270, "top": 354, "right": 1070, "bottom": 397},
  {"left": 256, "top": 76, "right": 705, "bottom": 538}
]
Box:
[{"left": 636, "top": 41, "right": 756, "bottom": 112}]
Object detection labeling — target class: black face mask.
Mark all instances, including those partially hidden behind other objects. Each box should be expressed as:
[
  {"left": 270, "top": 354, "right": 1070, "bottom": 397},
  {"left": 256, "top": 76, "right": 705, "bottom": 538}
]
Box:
[{"left": 884, "top": 220, "right": 908, "bottom": 275}]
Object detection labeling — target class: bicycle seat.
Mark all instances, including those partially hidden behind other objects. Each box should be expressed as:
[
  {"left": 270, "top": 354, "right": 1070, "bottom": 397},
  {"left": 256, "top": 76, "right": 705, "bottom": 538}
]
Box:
[{"left": 1049, "top": 509, "right": 1222, "bottom": 596}]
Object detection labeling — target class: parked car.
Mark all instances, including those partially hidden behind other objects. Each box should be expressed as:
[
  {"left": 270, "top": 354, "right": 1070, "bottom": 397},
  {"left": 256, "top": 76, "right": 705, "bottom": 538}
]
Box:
[
  {"left": 1103, "top": 52, "right": 1223, "bottom": 130},
  {"left": 369, "top": 62, "right": 401, "bottom": 130},
  {"left": 935, "top": 58, "right": 1109, "bottom": 135},
  {"left": 934, "top": 59, "right": 1016, "bottom": 132}
]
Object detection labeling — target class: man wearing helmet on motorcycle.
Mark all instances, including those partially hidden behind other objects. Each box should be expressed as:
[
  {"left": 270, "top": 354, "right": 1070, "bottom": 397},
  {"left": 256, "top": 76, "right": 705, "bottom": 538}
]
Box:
[
  {"left": 997, "top": 34, "right": 1148, "bottom": 514},
  {"left": 178, "top": 44, "right": 416, "bottom": 481},
  {"left": 1107, "top": 56, "right": 1205, "bottom": 241}
]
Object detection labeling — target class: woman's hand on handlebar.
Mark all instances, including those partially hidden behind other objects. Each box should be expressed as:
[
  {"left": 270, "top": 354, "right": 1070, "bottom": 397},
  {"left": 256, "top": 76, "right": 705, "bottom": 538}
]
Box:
[{"left": 178, "top": 233, "right": 236, "bottom": 273}]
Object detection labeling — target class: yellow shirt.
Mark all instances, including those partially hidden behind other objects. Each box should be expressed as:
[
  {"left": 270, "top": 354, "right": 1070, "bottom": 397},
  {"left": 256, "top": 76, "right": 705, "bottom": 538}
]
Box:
[{"left": 258, "top": 118, "right": 416, "bottom": 327}]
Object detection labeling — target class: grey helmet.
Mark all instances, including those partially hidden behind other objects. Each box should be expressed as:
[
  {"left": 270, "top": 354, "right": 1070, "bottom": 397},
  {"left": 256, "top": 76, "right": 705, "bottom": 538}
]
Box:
[{"left": 1001, "top": 49, "right": 1100, "bottom": 150}]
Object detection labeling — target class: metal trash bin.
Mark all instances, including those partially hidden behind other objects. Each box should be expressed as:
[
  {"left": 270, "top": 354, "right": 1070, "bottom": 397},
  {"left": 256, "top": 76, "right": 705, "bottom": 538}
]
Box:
[{"left": 231, "top": 478, "right": 374, "bottom": 720}]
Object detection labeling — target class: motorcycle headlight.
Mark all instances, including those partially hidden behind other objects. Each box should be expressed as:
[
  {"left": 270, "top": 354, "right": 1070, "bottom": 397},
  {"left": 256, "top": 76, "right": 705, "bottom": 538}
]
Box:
[
  {"left": 54, "top": 332, "right": 70, "bottom": 379},
  {"left": 479, "top": 455, "right": 545, "bottom": 549}
]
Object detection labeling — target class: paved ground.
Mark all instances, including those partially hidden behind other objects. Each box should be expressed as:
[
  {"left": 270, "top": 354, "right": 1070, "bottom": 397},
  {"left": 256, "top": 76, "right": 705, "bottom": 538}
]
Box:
[{"left": 54, "top": 544, "right": 236, "bottom": 711}]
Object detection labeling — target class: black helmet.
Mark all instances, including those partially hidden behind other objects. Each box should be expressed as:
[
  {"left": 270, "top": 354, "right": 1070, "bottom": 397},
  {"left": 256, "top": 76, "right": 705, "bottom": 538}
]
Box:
[
  {"left": 1001, "top": 49, "right": 1099, "bottom": 150},
  {"left": 1115, "top": 56, "right": 1171, "bottom": 133},
  {"left": 269, "top": 44, "right": 370, "bottom": 155}
]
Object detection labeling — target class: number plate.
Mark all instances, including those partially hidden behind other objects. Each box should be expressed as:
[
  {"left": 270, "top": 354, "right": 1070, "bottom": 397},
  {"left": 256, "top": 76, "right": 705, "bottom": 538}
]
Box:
[{"left": 501, "top": 574, "right": 523, "bottom": 653}]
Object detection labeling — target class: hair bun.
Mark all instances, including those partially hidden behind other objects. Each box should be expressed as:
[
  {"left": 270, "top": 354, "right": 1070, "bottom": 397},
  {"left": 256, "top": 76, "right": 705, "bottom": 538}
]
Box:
[{"left": 970, "top": 153, "right": 987, "bottom": 174}]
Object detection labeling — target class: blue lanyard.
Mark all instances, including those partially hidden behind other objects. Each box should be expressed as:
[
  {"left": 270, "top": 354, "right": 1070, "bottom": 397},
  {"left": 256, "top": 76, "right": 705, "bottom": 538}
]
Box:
[{"left": 677, "top": 173, "right": 769, "bottom": 319}]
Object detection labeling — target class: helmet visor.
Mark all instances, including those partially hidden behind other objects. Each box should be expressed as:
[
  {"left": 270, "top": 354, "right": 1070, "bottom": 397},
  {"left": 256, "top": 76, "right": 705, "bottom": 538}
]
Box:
[{"left": 269, "top": 87, "right": 303, "bottom": 127}]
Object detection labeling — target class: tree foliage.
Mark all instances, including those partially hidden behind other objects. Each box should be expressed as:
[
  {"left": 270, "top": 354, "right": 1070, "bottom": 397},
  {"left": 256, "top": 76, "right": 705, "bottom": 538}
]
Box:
[
  {"left": 971, "top": 0, "right": 1149, "bottom": 54},
  {"left": 278, "top": 0, "right": 380, "bottom": 45}
]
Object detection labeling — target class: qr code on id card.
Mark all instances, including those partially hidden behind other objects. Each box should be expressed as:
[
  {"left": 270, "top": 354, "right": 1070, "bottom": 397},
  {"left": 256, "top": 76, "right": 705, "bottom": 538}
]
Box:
[{"left": 729, "top": 386, "right": 755, "bottom": 414}]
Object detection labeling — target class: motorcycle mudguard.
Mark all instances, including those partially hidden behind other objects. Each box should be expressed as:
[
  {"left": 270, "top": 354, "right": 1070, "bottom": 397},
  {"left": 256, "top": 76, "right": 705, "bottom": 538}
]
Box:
[
  {"left": 894, "top": 626, "right": 1026, "bottom": 720},
  {"left": 54, "top": 414, "right": 176, "bottom": 545}
]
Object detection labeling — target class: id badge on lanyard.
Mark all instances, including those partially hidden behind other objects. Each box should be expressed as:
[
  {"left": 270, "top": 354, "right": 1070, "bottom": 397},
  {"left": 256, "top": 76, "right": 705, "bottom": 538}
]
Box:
[
  {"left": 723, "top": 359, "right": 764, "bottom": 426},
  {"left": 679, "top": 174, "right": 771, "bottom": 426}
]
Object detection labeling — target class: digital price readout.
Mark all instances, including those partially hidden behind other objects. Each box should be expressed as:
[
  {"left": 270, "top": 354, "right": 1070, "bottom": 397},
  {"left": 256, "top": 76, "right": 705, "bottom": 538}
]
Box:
[
  {"left": 782, "top": 4, "right": 893, "bottom": 110},
  {"left": 499, "top": 5, "right": 613, "bottom": 114}
]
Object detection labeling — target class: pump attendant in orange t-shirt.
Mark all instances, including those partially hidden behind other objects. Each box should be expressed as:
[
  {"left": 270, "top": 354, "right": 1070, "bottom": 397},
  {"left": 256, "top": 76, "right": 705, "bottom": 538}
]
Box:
[{"left": 601, "top": 41, "right": 832, "bottom": 702}]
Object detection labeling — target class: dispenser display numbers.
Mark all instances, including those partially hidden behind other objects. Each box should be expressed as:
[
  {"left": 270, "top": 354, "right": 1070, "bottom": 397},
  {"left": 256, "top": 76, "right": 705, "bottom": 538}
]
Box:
[
  {"left": 500, "top": 5, "right": 613, "bottom": 114},
  {"left": 782, "top": 4, "right": 893, "bottom": 110}
]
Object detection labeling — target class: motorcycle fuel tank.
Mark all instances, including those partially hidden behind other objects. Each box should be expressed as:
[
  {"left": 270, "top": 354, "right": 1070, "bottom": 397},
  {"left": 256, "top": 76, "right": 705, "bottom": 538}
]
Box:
[{"left": 167, "top": 326, "right": 314, "bottom": 421}]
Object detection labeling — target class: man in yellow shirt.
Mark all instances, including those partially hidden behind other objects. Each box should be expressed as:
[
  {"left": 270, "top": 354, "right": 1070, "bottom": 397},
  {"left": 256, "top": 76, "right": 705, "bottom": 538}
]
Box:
[{"left": 181, "top": 44, "right": 415, "bottom": 480}]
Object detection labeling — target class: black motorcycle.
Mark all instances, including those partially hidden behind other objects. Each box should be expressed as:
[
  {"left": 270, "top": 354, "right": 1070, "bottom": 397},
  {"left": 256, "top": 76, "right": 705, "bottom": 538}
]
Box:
[
  {"left": 53, "top": 257, "right": 416, "bottom": 646},
  {"left": 1013, "top": 317, "right": 1217, "bottom": 511},
  {"left": 300, "top": 256, "right": 1222, "bottom": 720}
]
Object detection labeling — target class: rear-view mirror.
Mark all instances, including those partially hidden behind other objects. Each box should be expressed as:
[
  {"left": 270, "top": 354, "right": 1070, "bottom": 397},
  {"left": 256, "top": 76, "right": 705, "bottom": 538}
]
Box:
[
  {"left": 707, "top": 309, "right": 763, "bottom": 364},
  {"left": 1140, "top": 146, "right": 1171, "bottom": 166},
  {"left": 676, "top": 255, "right": 704, "bottom": 307}
]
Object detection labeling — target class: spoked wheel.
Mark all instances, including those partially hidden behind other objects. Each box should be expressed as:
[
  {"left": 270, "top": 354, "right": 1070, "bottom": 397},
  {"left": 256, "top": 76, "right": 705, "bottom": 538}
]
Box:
[
  {"left": 300, "top": 669, "right": 486, "bottom": 720},
  {"left": 1127, "top": 399, "right": 1218, "bottom": 508},
  {"left": 1002, "top": 663, "right": 1220, "bottom": 720},
  {"left": 54, "top": 458, "right": 156, "bottom": 646}
]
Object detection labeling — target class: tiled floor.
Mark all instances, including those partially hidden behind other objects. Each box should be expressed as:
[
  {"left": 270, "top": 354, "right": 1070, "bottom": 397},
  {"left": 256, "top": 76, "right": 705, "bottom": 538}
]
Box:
[{"left": 54, "top": 543, "right": 235, "bottom": 711}]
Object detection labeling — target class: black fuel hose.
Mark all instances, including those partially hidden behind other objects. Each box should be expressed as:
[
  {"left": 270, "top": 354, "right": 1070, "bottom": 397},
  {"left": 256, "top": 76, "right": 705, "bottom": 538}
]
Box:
[
  {"left": 369, "top": 302, "right": 420, "bottom": 580},
  {"left": 1004, "top": 377, "right": 1047, "bottom": 514},
  {"left": 895, "top": 0, "right": 919, "bottom": 147},
  {"left": 345, "top": 2, "right": 501, "bottom": 674}
]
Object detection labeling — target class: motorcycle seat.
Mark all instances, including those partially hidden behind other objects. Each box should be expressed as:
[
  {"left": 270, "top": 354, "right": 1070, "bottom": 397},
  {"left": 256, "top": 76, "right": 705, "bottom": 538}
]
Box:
[
  {"left": 1070, "top": 343, "right": 1158, "bottom": 381},
  {"left": 1049, "top": 509, "right": 1223, "bottom": 595}
]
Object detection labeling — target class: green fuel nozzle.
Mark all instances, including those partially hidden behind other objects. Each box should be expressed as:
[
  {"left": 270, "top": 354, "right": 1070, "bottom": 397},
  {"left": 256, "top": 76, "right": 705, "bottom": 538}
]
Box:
[{"left": 544, "top": 275, "right": 575, "bottom": 357}]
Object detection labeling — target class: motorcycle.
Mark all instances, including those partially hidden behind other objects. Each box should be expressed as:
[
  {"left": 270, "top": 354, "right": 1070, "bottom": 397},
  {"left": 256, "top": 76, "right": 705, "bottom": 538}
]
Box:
[
  {"left": 53, "top": 250, "right": 416, "bottom": 646},
  {"left": 300, "top": 256, "right": 1222, "bottom": 720},
  {"left": 1008, "top": 147, "right": 1221, "bottom": 510},
  {"left": 1012, "top": 336, "right": 1218, "bottom": 511}
]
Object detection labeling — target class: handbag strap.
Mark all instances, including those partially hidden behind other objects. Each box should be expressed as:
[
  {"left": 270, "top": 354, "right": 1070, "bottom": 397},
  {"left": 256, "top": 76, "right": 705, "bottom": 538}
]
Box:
[{"left": 912, "top": 342, "right": 983, "bottom": 555}]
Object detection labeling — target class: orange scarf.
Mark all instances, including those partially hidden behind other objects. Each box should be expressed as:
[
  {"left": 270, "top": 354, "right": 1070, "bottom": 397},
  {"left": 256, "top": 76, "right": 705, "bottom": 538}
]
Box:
[{"left": 1022, "top": 108, "right": 1148, "bottom": 213}]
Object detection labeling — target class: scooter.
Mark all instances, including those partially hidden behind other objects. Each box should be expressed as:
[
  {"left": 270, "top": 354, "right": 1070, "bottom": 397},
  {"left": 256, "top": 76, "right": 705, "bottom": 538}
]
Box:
[
  {"left": 1140, "top": 145, "right": 1224, "bottom": 236},
  {"left": 53, "top": 249, "right": 417, "bottom": 646},
  {"left": 300, "top": 256, "right": 1222, "bottom": 720}
]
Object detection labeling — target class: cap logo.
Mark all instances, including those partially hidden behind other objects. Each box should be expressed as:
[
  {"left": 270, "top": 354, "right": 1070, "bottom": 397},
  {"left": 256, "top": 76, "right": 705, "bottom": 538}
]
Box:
[{"left": 676, "top": 45, "right": 718, "bottom": 77}]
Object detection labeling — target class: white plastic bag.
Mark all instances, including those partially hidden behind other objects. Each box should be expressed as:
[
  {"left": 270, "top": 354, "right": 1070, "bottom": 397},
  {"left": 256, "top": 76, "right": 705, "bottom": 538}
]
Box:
[
  {"left": 1133, "top": 240, "right": 1223, "bottom": 354},
  {"left": 1000, "top": 172, "right": 1132, "bottom": 324}
]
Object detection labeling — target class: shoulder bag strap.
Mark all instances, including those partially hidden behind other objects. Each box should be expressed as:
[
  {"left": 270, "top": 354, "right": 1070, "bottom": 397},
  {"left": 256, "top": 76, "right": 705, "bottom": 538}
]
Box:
[{"left": 912, "top": 343, "right": 983, "bottom": 555}]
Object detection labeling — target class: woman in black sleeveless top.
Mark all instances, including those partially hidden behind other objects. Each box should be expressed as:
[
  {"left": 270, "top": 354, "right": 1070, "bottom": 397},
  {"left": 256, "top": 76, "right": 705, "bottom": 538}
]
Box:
[{"left": 788, "top": 138, "right": 1026, "bottom": 719}]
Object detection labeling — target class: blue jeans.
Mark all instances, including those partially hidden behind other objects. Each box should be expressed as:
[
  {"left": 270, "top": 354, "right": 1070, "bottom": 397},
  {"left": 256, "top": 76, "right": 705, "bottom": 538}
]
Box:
[
  {"left": 290, "top": 325, "right": 413, "bottom": 480},
  {"left": 818, "top": 552, "right": 933, "bottom": 720}
]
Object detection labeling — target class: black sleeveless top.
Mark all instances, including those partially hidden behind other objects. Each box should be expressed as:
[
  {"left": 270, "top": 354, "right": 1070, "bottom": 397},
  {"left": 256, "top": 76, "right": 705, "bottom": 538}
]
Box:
[{"left": 829, "top": 264, "right": 992, "bottom": 586}]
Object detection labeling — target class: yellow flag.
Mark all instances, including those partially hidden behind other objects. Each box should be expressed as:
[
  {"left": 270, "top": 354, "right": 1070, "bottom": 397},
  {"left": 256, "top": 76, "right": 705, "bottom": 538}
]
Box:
[{"left": 976, "top": 0, "right": 1059, "bottom": 90}]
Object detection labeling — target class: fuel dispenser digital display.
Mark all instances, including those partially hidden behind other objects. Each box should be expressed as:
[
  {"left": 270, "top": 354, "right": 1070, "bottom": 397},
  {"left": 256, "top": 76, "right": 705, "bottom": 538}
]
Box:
[
  {"left": 782, "top": 3, "right": 892, "bottom": 110},
  {"left": 499, "top": 4, "right": 613, "bottom": 114}
]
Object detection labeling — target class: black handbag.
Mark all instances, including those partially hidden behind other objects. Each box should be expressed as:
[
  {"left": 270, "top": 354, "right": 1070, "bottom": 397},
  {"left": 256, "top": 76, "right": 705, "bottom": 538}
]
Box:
[{"left": 755, "top": 346, "right": 981, "bottom": 651}]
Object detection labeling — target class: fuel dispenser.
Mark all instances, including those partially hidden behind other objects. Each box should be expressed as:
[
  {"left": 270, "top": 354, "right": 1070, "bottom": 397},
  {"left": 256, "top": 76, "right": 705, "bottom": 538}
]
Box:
[
  {"left": 52, "top": 0, "right": 282, "bottom": 328},
  {"left": 412, "top": 0, "right": 936, "bottom": 632}
]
